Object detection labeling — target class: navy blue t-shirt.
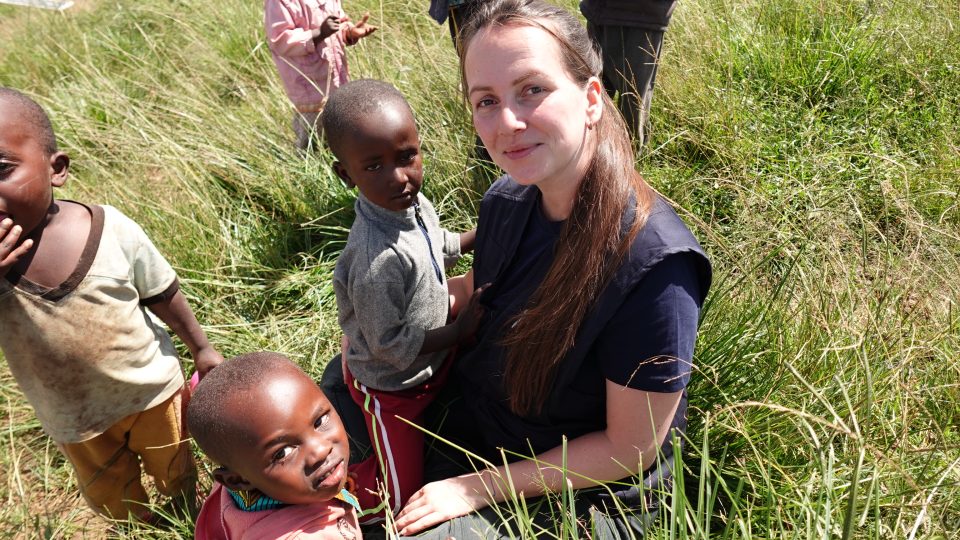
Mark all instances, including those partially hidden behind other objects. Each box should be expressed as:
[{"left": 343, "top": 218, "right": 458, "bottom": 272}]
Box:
[{"left": 452, "top": 198, "right": 703, "bottom": 465}]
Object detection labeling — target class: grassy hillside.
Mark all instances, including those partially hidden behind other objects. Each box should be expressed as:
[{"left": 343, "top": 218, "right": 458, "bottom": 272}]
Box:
[{"left": 1, "top": 0, "right": 958, "bottom": 537}]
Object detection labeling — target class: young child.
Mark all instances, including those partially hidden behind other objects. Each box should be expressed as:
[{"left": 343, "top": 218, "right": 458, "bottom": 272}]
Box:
[
  {"left": 322, "top": 78, "right": 484, "bottom": 522},
  {"left": 265, "top": 0, "right": 377, "bottom": 149},
  {"left": 0, "top": 88, "right": 224, "bottom": 521},
  {"left": 188, "top": 352, "right": 361, "bottom": 540}
]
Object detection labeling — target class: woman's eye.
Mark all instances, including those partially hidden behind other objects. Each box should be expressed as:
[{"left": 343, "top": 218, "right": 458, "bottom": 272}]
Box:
[
  {"left": 475, "top": 97, "right": 496, "bottom": 110},
  {"left": 524, "top": 85, "right": 545, "bottom": 97},
  {"left": 272, "top": 446, "right": 295, "bottom": 463},
  {"left": 364, "top": 163, "right": 382, "bottom": 172}
]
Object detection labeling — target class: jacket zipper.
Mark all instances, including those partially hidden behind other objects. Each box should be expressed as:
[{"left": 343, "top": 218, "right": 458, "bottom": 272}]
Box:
[{"left": 414, "top": 203, "right": 444, "bottom": 284}]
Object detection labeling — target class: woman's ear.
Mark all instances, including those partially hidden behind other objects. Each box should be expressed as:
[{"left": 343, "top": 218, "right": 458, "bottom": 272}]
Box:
[
  {"left": 49, "top": 152, "right": 70, "bottom": 188},
  {"left": 585, "top": 76, "right": 604, "bottom": 128},
  {"left": 213, "top": 466, "right": 256, "bottom": 492}
]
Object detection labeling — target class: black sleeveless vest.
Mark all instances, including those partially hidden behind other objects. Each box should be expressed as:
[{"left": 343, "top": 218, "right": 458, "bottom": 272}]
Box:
[{"left": 457, "top": 175, "right": 711, "bottom": 470}]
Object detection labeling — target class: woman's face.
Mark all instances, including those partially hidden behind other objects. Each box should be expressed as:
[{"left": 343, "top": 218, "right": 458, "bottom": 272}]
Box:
[{"left": 464, "top": 23, "right": 602, "bottom": 192}]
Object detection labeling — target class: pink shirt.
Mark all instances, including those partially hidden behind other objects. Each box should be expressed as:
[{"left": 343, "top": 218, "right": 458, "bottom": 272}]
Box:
[
  {"left": 195, "top": 483, "right": 361, "bottom": 540},
  {"left": 264, "top": 0, "right": 352, "bottom": 111}
]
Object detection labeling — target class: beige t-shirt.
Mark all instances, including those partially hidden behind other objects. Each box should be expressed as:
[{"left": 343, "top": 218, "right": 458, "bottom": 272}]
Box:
[{"left": 0, "top": 204, "right": 184, "bottom": 443}]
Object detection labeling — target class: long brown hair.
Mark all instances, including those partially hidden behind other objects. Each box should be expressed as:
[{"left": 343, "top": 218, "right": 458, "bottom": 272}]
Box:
[{"left": 459, "top": 0, "right": 655, "bottom": 416}]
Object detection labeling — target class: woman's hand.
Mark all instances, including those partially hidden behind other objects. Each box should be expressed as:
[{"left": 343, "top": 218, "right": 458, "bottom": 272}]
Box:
[
  {"left": 0, "top": 219, "right": 32, "bottom": 278},
  {"left": 395, "top": 475, "right": 492, "bottom": 536}
]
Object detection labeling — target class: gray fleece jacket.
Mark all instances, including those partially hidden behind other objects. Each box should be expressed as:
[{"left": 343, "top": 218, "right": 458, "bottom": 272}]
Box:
[{"left": 334, "top": 192, "right": 462, "bottom": 391}]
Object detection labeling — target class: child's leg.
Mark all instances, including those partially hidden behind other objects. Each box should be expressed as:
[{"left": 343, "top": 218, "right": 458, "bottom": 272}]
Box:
[
  {"left": 345, "top": 359, "right": 453, "bottom": 523},
  {"left": 293, "top": 111, "right": 323, "bottom": 150},
  {"left": 127, "top": 387, "right": 198, "bottom": 514},
  {"left": 58, "top": 418, "right": 151, "bottom": 520}
]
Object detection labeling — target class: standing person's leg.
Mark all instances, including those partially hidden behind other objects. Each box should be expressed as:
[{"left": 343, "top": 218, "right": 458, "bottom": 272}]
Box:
[
  {"left": 127, "top": 387, "right": 198, "bottom": 516},
  {"left": 59, "top": 417, "right": 151, "bottom": 520},
  {"left": 293, "top": 110, "right": 323, "bottom": 150},
  {"left": 588, "top": 22, "right": 665, "bottom": 146},
  {"left": 447, "top": 1, "right": 484, "bottom": 51},
  {"left": 448, "top": 1, "right": 495, "bottom": 167}
]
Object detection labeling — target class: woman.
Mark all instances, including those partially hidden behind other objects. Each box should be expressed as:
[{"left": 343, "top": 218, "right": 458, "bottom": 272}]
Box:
[{"left": 324, "top": 0, "right": 711, "bottom": 536}]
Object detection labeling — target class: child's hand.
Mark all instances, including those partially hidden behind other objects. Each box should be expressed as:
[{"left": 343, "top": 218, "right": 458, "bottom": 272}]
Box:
[
  {"left": 314, "top": 15, "right": 342, "bottom": 42},
  {"left": 340, "top": 335, "right": 350, "bottom": 380},
  {"left": 0, "top": 218, "right": 33, "bottom": 278},
  {"left": 194, "top": 346, "right": 225, "bottom": 379},
  {"left": 345, "top": 12, "right": 377, "bottom": 44},
  {"left": 454, "top": 283, "right": 490, "bottom": 343}
]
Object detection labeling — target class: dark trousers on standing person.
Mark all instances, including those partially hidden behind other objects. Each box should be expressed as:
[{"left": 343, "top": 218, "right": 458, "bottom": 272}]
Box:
[
  {"left": 344, "top": 357, "right": 453, "bottom": 524},
  {"left": 587, "top": 22, "right": 666, "bottom": 146},
  {"left": 443, "top": 0, "right": 494, "bottom": 167},
  {"left": 446, "top": 0, "right": 484, "bottom": 50}
]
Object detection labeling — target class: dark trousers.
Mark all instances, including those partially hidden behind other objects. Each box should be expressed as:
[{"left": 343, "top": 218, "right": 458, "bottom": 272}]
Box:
[
  {"left": 587, "top": 23, "right": 666, "bottom": 146},
  {"left": 447, "top": 1, "right": 485, "bottom": 52}
]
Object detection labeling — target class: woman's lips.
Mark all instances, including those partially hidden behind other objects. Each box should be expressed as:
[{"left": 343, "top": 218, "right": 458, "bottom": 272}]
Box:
[{"left": 503, "top": 144, "right": 538, "bottom": 160}]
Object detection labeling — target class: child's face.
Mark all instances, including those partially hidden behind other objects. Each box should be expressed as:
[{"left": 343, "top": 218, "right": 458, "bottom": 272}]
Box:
[
  {"left": 333, "top": 104, "right": 424, "bottom": 212},
  {"left": 219, "top": 367, "right": 351, "bottom": 505},
  {"left": 0, "top": 100, "right": 67, "bottom": 238}
]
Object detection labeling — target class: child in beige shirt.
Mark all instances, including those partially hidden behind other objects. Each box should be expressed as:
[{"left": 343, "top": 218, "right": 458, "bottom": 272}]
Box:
[{"left": 0, "top": 87, "right": 223, "bottom": 522}]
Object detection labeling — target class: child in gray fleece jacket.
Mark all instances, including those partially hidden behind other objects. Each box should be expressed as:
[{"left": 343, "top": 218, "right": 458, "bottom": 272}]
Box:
[{"left": 323, "top": 79, "right": 484, "bottom": 523}]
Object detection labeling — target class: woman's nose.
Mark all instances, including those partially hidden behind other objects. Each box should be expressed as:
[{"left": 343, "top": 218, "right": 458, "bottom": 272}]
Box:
[{"left": 498, "top": 103, "right": 526, "bottom": 133}]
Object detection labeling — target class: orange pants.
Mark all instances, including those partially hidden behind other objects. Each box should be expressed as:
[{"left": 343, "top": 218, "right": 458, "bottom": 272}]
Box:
[{"left": 58, "top": 387, "right": 196, "bottom": 520}]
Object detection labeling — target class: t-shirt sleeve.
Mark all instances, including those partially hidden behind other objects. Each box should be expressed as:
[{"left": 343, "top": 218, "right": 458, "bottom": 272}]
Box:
[
  {"left": 441, "top": 228, "right": 461, "bottom": 268},
  {"left": 264, "top": 0, "right": 319, "bottom": 58},
  {"left": 595, "top": 252, "right": 703, "bottom": 393},
  {"left": 348, "top": 252, "right": 425, "bottom": 369},
  {"left": 113, "top": 210, "right": 178, "bottom": 300}
]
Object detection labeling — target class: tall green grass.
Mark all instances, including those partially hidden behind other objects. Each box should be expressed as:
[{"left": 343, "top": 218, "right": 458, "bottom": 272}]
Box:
[{"left": 1, "top": 0, "right": 958, "bottom": 537}]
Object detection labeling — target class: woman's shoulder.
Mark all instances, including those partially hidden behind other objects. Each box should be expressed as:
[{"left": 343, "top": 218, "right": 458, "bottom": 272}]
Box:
[
  {"left": 633, "top": 196, "right": 705, "bottom": 255},
  {"left": 483, "top": 175, "right": 537, "bottom": 203},
  {"left": 621, "top": 196, "right": 712, "bottom": 297}
]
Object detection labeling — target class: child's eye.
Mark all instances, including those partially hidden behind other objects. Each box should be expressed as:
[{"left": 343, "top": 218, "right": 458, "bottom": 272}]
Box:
[
  {"left": 364, "top": 163, "right": 382, "bottom": 172},
  {"left": 315, "top": 414, "right": 329, "bottom": 429},
  {"left": 400, "top": 151, "right": 418, "bottom": 164},
  {"left": 271, "top": 446, "right": 295, "bottom": 463},
  {"left": 0, "top": 161, "right": 13, "bottom": 178}
]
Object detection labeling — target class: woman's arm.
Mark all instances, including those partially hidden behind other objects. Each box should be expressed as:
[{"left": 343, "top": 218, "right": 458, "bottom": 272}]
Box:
[
  {"left": 447, "top": 269, "right": 474, "bottom": 318},
  {"left": 394, "top": 381, "right": 682, "bottom": 535}
]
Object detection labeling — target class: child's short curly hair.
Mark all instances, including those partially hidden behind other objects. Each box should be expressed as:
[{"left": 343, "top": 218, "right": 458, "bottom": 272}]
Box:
[
  {"left": 187, "top": 351, "right": 303, "bottom": 465},
  {"left": 321, "top": 78, "right": 414, "bottom": 157},
  {"left": 0, "top": 87, "right": 58, "bottom": 155}
]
